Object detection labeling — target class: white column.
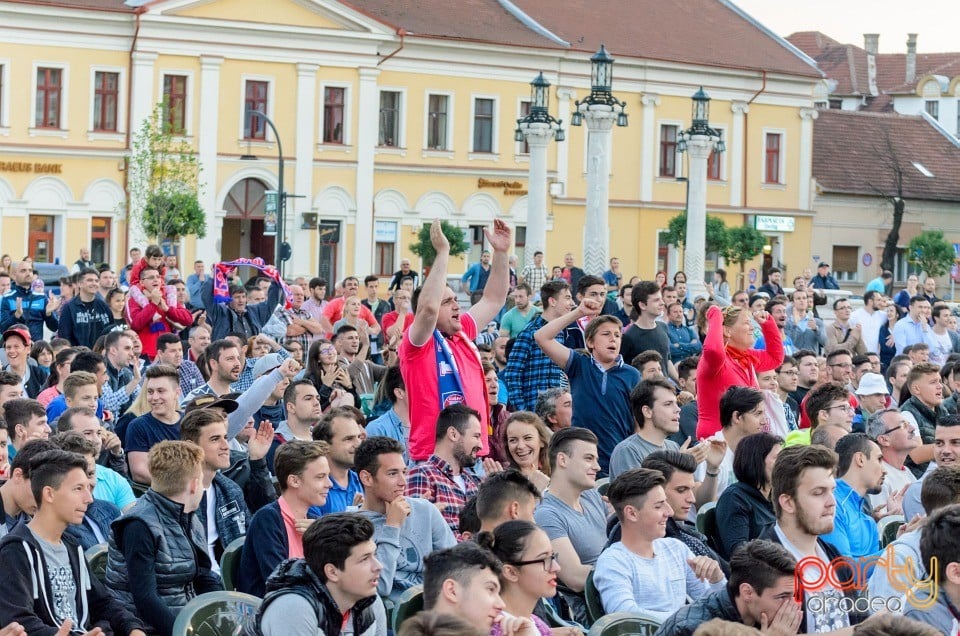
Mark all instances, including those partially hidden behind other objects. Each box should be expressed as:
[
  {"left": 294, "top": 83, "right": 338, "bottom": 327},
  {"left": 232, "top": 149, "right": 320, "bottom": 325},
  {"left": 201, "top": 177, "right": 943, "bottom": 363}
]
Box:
[
  {"left": 353, "top": 67, "right": 379, "bottom": 276},
  {"left": 555, "top": 88, "right": 574, "bottom": 197},
  {"left": 640, "top": 93, "right": 660, "bottom": 201},
  {"left": 684, "top": 136, "right": 716, "bottom": 299},
  {"left": 196, "top": 55, "right": 223, "bottom": 263},
  {"left": 582, "top": 106, "right": 616, "bottom": 276},
  {"left": 519, "top": 125, "right": 554, "bottom": 269},
  {"left": 127, "top": 51, "right": 157, "bottom": 251},
  {"left": 728, "top": 101, "right": 748, "bottom": 208},
  {"left": 291, "top": 63, "right": 318, "bottom": 276},
  {"left": 798, "top": 107, "right": 818, "bottom": 211}
]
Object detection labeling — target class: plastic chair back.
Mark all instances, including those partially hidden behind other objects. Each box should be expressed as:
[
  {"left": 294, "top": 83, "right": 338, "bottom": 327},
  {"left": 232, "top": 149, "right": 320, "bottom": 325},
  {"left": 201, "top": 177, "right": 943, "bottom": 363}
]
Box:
[{"left": 171, "top": 591, "right": 261, "bottom": 636}]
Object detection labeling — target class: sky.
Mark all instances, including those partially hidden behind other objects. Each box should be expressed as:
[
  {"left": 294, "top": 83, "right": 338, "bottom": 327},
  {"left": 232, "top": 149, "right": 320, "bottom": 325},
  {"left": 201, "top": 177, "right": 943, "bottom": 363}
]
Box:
[{"left": 731, "top": 0, "right": 956, "bottom": 53}]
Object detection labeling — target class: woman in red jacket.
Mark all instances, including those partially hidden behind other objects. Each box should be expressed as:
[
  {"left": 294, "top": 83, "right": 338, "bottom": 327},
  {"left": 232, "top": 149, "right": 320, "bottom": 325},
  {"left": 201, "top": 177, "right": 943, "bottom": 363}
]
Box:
[{"left": 696, "top": 304, "right": 784, "bottom": 439}]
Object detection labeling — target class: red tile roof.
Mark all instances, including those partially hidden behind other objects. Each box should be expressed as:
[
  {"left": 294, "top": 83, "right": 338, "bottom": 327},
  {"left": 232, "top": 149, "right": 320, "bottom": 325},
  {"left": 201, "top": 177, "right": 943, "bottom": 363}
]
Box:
[
  {"left": 341, "top": 0, "right": 562, "bottom": 48},
  {"left": 813, "top": 109, "right": 960, "bottom": 202},
  {"left": 346, "top": 0, "right": 821, "bottom": 77},
  {"left": 0, "top": 0, "right": 132, "bottom": 10},
  {"left": 788, "top": 31, "right": 960, "bottom": 97}
]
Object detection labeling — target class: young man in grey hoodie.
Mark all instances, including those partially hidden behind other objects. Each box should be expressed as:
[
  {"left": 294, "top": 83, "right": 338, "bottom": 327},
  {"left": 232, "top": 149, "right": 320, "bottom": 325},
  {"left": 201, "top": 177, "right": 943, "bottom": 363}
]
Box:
[{"left": 356, "top": 436, "right": 455, "bottom": 602}]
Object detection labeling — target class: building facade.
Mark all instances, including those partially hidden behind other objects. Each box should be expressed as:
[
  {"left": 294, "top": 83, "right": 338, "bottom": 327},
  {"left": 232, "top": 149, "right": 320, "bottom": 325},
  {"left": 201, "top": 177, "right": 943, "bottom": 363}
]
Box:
[{"left": 0, "top": 0, "right": 821, "bottom": 286}]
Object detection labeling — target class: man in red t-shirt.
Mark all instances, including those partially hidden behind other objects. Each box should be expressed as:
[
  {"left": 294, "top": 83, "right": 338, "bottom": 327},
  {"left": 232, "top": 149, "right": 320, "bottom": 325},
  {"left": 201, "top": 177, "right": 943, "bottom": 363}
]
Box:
[
  {"left": 320, "top": 276, "right": 378, "bottom": 337},
  {"left": 400, "top": 218, "right": 512, "bottom": 461}
]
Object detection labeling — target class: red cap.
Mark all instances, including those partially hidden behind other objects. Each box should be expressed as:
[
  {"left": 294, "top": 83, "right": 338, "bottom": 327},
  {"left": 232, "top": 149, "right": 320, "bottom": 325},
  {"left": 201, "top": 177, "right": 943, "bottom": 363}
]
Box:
[{"left": 2, "top": 327, "right": 31, "bottom": 347}]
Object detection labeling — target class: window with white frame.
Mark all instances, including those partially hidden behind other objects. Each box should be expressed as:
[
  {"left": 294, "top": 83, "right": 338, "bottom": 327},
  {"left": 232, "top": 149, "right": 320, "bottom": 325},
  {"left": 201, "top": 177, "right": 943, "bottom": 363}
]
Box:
[
  {"left": 472, "top": 97, "right": 495, "bottom": 153},
  {"left": 925, "top": 100, "right": 939, "bottom": 118},
  {"left": 374, "top": 220, "right": 398, "bottom": 277},
  {"left": 518, "top": 100, "right": 531, "bottom": 154},
  {"left": 0, "top": 62, "right": 8, "bottom": 129},
  {"left": 659, "top": 124, "right": 678, "bottom": 177},
  {"left": 764, "top": 132, "right": 784, "bottom": 184},
  {"left": 707, "top": 147, "right": 722, "bottom": 181},
  {"left": 323, "top": 86, "right": 346, "bottom": 144},
  {"left": 426, "top": 93, "right": 450, "bottom": 150},
  {"left": 832, "top": 245, "right": 859, "bottom": 281},
  {"left": 162, "top": 74, "right": 188, "bottom": 135},
  {"left": 92, "top": 70, "right": 120, "bottom": 132},
  {"left": 243, "top": 80, "right": 269, "bottom": 140},
  {"left": 35, "top": 67, "right": 64, "bottom": 129},
  {"left": 378, "top": 90, "right": 401, "bottom": 147}
]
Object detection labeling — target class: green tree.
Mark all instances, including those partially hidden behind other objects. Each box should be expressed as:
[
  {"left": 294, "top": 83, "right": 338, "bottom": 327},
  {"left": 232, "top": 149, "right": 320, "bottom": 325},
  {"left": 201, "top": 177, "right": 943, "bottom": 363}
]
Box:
[
  {"left": 409, "top": 220, "right": 470, "bottom": 266},
  {"left": 908, "top": 230, "right": 955, "bottom": 278},
  {"left": 127, "top": 102, "right": 206, "bottom": 243},
  {"left": 663, "top": 212, "right": 728, "bottom": 254},
  {"left": 722, "top": 225, "right": 767, "bottom": 281}
]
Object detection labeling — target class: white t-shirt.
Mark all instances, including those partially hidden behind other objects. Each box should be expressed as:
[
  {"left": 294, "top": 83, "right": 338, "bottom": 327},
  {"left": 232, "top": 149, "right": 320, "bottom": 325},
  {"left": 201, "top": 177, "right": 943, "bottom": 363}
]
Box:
[
  {"left": 205, "top": 485, "right": 220, "bottom": 574},
  {"left": 849, "top": 308, "right": 887, "bottom": 354},
  {"left": 869, "top": 460, "right": 918, "bottom": 511},
  {"left": 930, "top": 330, "right": 953, "bottom": 366}
]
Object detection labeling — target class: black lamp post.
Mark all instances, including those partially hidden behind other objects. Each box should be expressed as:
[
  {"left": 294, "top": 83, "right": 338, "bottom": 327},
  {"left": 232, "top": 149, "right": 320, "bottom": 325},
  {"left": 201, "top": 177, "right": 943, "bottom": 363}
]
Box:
[
  {"left": 241, "top": 109, "right": 291, "bottom": 277},
  {"left": 513, "top": 72, "right": 565, "bottom": 142},
  {"left": 678, "top": 87, "right": 725, "bottom": 153},
  {"left": 570, "top": 45, "right": 628, "bottom": 127}
]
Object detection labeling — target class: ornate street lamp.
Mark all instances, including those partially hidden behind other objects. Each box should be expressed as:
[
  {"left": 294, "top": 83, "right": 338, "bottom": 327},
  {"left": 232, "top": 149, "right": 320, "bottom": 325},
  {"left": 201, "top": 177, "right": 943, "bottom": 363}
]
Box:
[
  {"left": 570, "top": 45, "right": 628, "bottom": 128},
  {"left": 571, "top": 44, "right": 627, "bottom": 276},
  {"left": 515, "top": 72, "right": 564, "bottom": 269},
  {"left": 677, "top": 87, "right": 725, "bottom": 299}
]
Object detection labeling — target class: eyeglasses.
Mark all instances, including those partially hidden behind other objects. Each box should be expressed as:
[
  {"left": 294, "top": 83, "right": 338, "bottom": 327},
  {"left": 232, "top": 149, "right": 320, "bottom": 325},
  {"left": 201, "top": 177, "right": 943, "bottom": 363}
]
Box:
[
  {"left": 318, "top": 347, "right": 337, "bottom": 355},
  {"left": 882, "top": 421, "right": 915, "bottom": 436},
  {"left": 829, "top": 363, "right": 853, "bottom": 369},
  {"left": 826, "top": 404, "right": 855, "bottom": 413},
  {"left": 508, "top": 552, "right": 559, "bottom": 572}
]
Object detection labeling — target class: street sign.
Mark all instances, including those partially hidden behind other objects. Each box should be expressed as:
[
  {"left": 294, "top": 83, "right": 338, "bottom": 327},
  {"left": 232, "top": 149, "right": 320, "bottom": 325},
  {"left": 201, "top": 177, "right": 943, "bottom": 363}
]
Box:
[
  {"left": 264, "top": 190, "right": 278, "bottom": 236},
  {"left": 755, "top": 215, "right": 796, "bottom": 232},
  {"left": 749, "top": 268, "right": 758, "bottom": 283},
  {"left": 863, "top": 253, "right": 872, "bottom": 267}
]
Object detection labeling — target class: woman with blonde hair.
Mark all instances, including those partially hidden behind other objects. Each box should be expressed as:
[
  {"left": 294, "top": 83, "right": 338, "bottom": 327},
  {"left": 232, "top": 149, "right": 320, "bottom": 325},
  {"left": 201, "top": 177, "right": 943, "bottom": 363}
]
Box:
[
  {"left": 501, "top": 411, "right": 551, "bottom": 492},
  {"left": 696, "top": 304, "right": 784, "bottom": 439}
]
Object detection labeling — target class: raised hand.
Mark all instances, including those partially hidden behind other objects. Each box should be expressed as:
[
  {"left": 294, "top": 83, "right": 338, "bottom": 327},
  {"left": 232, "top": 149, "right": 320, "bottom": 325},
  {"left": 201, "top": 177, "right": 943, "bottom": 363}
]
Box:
[
  {"left": 247, "top": 420, "right": 275, "bottom": 461},
  {"left": 429, "top": 218, "right": 449, "bottom": 253},
  {"left": 483, "top": 218, "right": 513, "bottom": 253},
  {"left": 46, "top": 291, "right": 61, "bottom": 314},
  {"left": 578, "top": 297, "right": 602, "bottom": 318}
]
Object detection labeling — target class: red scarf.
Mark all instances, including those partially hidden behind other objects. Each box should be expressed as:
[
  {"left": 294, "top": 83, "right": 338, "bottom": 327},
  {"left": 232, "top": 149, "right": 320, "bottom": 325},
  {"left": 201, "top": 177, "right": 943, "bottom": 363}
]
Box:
[{"left": 725, "top": 345, "right": 755, "bottom": 375}]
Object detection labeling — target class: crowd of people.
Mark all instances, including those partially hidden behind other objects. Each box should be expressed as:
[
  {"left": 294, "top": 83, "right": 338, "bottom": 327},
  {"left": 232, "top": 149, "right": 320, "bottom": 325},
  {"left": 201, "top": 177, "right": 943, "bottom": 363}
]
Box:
[{"left": 0, "top": 233, "right": 959, "bottom": 636}]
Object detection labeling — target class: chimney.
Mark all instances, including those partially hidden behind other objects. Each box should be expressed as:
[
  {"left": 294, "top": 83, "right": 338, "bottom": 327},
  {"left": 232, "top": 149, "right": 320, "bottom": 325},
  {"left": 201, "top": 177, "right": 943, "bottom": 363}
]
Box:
[
  {"left": 906, "top": 33, "right": 918, "bottom": 83},
  {"left": 864, "top": 34, "right": 879, "bottom": 95},
  {"left": 863, "top": 33, "right": 879, "bottom": 56}
]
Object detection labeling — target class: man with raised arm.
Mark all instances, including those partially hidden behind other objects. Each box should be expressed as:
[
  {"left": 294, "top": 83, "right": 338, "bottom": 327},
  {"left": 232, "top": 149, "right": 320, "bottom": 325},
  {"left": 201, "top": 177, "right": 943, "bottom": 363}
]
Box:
[{"left": 400, "top": 218, "right": 511, "bottom": 462}]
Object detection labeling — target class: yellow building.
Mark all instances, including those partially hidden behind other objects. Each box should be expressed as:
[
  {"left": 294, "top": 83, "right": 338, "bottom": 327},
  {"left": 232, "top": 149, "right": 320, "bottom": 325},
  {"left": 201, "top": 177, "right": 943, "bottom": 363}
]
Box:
[{"left": 0, "top": 0, "right": 821, "bottom": 288}]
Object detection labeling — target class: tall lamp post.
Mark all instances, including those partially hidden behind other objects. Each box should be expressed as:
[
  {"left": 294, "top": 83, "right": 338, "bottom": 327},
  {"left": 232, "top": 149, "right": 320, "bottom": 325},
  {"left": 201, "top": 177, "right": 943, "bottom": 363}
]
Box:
[
  {"left": 242, "top": 109, "right": 292, "bottom": 278},
  {"left": 570, "top": 44, "right": 628, "bottom": 276},
  {"left": 514, "top": 72, "right": 564, "bottom": 270},
  {"left": 677, "top": 87, "right": 725, "bottom": 300}
]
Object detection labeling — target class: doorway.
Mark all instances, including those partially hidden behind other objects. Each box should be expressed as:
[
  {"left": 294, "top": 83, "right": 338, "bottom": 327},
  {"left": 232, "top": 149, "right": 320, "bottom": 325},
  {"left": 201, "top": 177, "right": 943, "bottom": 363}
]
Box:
[{"left": 222, "top": 178, "right": 275, "bottom": 263}]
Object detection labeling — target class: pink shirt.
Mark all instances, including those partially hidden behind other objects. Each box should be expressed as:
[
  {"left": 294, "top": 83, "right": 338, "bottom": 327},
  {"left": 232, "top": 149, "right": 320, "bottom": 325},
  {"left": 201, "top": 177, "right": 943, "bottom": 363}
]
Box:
[{"left": 400, "top": 312, "right": 489, "bottom": 461}]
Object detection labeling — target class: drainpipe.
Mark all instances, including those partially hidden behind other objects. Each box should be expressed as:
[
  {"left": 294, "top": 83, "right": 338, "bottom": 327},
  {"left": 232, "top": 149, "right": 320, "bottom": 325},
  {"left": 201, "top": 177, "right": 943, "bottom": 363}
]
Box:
[{"left": 377, "top": 28, "right": 406, "bottom": 66}]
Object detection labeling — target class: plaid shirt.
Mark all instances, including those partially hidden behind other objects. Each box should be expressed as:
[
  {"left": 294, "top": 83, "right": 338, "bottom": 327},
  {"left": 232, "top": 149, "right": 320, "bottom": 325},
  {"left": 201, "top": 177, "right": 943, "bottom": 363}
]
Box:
[
  {"left": 406, "top": 455, "right": 480, "bottom": 539},
  {"left": 502, "top": 315, "right": 583, "bottom": 411},
  {"left": 520, "top": 265, "right": 549, "bottom": 295},
  {"left": 178, "top": 359, "right": 206, "bottom": 396},
  {"left": 278, "top": 305, "right": 315, "bottom": 353},
  {"left": 230, "top": 347, "right": 290, "bottom": 393}
]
